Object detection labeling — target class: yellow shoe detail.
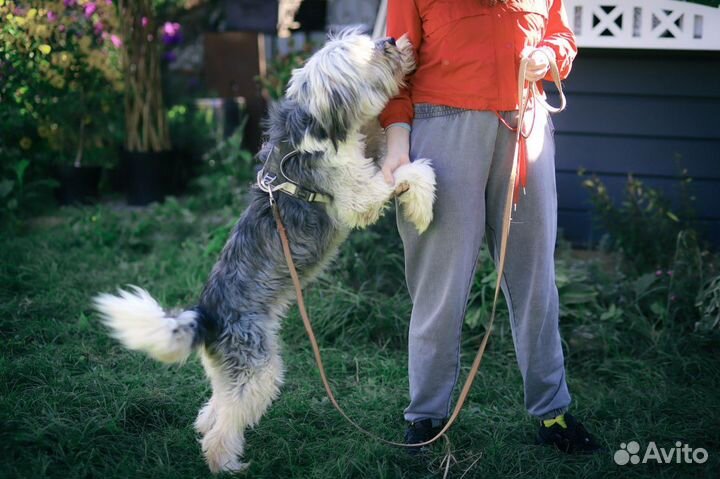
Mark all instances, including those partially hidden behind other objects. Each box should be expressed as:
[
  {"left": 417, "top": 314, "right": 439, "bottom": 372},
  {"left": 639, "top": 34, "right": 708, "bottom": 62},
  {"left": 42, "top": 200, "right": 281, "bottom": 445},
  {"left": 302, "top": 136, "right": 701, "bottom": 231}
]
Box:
[{"left": 543, "top": 414, "right": 568, "bottom": 429}]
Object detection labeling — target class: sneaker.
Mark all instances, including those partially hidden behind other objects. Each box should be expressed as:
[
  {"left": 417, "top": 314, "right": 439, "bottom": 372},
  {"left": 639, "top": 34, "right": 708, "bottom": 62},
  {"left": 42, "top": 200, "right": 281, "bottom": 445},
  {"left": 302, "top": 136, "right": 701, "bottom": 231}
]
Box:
[
  {"left": 536, "top": 413, "right": 606, "bottom": 454},
  {"left": 404, "top": 418, "right": 446, "bottom": 456}
]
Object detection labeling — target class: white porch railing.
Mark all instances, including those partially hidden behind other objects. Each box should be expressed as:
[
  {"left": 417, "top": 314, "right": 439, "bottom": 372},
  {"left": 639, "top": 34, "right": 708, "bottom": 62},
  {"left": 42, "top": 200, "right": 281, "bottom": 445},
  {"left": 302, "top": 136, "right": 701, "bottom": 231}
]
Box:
[{"left": 564, "top": 0, "right": 720, "bottom": 50}]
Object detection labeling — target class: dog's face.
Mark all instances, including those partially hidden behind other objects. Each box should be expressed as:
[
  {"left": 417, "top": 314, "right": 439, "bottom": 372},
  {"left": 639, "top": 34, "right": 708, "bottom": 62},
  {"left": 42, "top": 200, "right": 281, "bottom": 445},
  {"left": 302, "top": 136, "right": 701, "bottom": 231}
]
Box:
[{"left": 280, "top": 29, "right": 415, "bottom": 150}]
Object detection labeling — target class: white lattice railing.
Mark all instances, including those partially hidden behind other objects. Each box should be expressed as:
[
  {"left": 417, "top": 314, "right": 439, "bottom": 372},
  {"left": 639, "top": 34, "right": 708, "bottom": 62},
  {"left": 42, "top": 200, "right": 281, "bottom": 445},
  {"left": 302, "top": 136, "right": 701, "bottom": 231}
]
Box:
[{"left": 564, "top": 0, "right": 720, "bottom": 50}]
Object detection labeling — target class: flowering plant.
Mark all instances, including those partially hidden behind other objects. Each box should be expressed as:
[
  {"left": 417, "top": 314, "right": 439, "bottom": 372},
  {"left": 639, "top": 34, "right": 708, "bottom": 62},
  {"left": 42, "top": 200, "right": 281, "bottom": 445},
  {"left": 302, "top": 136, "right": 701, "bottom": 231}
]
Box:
[
  {"left": 0, "top": 0, "right": 124, "bottom": 167},
  {"left": 0, "top": 0, "right": 185, "bottom": 164}
]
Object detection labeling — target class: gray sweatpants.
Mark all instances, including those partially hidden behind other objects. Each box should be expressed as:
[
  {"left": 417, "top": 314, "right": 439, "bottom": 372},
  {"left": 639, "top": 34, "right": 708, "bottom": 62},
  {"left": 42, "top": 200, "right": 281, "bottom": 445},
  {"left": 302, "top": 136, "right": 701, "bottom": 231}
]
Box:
[{"left": 397, "top": 104, "right": 571, "bottom": 422}]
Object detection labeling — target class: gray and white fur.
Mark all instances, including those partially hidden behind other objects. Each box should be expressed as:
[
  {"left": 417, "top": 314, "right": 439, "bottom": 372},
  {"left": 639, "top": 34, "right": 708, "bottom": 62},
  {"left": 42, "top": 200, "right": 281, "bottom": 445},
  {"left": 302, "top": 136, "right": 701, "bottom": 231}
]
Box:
[{"left": 93, "top": 30, "right": 435, "bottom": 473}]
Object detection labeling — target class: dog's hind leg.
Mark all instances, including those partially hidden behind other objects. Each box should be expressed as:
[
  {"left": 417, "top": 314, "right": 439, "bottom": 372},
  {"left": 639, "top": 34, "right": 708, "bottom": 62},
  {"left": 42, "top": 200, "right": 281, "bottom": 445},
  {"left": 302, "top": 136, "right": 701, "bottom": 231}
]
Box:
[
  {"left": 195, "top": 350, "right": 219, "bottom": 436},
  {"left": 200, "top": 350, "right": 284, "bottom": 473},
  {"left": 393, "top": 158, "right": 436, "bottom": 233}
]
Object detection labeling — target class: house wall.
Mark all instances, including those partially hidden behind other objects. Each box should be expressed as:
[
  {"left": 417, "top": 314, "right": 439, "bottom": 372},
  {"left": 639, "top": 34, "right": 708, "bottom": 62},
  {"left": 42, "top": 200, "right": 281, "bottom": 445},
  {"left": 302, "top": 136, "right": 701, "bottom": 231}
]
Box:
[{"left": 547, "top": 48, "right": 720, "bottom": 248}]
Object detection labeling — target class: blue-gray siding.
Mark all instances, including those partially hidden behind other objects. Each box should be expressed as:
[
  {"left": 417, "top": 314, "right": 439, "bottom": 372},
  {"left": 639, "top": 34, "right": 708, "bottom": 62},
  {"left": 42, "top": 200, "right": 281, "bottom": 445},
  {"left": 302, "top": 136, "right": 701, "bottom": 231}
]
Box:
[{"left": 547, "top": 49, "right": 720, "bottom": 248}]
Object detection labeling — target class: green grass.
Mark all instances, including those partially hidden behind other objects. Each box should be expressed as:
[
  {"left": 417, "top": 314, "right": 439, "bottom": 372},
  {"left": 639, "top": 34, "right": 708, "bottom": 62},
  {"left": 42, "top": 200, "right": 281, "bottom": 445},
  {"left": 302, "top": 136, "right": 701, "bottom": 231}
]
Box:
[{"left": 1, "top": 194, "right": 719, "bottom": 479}]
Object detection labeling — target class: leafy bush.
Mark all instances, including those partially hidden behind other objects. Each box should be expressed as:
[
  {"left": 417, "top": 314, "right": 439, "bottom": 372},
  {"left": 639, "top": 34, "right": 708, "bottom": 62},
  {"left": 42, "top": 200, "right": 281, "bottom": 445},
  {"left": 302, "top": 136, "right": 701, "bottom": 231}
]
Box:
[
  {"left": 578, "top": 173, "right": 718, "bottom": 338},
  {"left": 167, "top": 102, "right": 216, "bottom": 160},
  {"left": 256, "top": 41, "right": 314, "bottom": 100},
  {"left": 0, "top": 1, "right": 124, "bottom": 169},
  {"left": 695, "top": 271, "right": 720, "bottom": 332},
  {"left": 0, "top": 158, "right": 58, "bottom": 223},
  {"left": 184, "top": 120, "right": 255, "bottom": 211},
  {"left": 580, "top": 173, "right": 695, "bottom": 274}
]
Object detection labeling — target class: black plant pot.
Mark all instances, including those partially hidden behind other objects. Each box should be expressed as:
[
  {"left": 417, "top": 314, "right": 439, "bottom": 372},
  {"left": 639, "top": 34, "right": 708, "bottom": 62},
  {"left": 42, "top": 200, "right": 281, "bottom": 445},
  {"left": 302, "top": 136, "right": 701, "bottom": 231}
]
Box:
[
  {"left": 122, "top": 150, "right": 172, "bottom": 206},
  {"left": 55, "top": 165, "right": 102, "bottom": 205},
  {"left": 166, "top": 149, "right": 197, "bottom": 196}
]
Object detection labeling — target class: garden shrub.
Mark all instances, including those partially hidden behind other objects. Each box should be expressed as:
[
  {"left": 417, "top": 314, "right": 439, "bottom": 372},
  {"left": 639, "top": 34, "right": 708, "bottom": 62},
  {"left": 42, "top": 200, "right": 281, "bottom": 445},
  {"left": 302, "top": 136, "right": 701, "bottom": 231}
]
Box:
[
  {"left": 696, "top": 271, "right": 720, "bottom": 332},
  {"left": 0, "top": 1, "right": 124, "bottom": 165},
  {"left": 0, "top": 1, "right": 124, "bottom": 218},
  {"left": 581, "top": 173, "right": 717, "bottom": 336},
  {"left": 256, "top": 40, "right": 315, "bottom": 101},
  {"left": 580, "top": 172, "right": 696, "bottom": 274}
]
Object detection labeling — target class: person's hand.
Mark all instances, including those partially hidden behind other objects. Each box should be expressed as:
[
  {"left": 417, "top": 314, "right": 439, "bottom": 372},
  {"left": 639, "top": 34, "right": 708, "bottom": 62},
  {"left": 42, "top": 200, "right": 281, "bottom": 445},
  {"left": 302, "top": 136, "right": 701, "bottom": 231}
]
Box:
[
  {"left": 522, "top": 46, "right": 555, "bottom": 82},
  {"left": 381, "top": 125, "right": 411, "bottom": 185}
]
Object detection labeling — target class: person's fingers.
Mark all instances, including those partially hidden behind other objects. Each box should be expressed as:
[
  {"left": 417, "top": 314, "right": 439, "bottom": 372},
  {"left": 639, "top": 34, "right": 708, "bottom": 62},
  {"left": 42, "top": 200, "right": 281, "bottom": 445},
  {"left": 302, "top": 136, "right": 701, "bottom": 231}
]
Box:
[
  {"left": 382, "top": 166, "right": 394, "bottom": 185},
  {"left": 525, "top": 63, "right": 549, "bottom": 81},
  {"left": 526, "top": 61, "right": 549, "bottom": 72}
]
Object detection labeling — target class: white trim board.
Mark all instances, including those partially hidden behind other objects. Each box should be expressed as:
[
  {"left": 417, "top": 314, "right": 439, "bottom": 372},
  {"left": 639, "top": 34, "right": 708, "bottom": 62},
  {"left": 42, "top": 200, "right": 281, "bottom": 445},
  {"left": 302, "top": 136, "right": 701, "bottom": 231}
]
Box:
[{"left": 565, "top": 0, "right": 720, "bottom": 50}]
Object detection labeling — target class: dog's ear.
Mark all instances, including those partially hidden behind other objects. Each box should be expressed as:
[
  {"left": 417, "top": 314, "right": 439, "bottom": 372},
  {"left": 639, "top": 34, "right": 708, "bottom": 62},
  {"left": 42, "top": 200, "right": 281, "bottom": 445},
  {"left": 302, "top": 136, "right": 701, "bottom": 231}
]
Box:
[{"left": 319, "top": 89, "right": 350, "bottom": 150}]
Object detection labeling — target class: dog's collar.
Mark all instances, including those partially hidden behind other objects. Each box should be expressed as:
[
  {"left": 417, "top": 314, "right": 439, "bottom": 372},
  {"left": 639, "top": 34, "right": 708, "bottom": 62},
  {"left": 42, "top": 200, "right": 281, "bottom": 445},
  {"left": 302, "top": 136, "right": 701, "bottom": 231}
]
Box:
[{"left": 257, "top": 142, "right": 332, "bottom": 204}]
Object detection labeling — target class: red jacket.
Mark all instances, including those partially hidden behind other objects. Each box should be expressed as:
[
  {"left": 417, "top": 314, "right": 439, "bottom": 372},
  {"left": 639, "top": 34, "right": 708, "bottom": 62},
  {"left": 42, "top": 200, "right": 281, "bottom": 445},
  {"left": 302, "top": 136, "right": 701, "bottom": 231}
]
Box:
[{"left": 379, "top": 0, "right": 577, "bottom": 128}]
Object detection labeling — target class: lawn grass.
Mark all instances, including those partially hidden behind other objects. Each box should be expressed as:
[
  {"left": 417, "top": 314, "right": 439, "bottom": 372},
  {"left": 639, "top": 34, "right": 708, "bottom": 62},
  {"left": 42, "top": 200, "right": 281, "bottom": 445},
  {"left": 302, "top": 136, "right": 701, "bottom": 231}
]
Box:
[{"left": 1, "top": 193, "right": 719, "bottom": 479}]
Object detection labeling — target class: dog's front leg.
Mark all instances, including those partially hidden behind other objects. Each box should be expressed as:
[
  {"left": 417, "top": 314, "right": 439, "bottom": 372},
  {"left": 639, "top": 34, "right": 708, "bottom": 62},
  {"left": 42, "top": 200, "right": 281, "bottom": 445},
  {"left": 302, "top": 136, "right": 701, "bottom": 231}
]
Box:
[
  {"left": 393, "top": 158, "right": 436, "bottom": 233},
  {"left": 333, "top": 169, "right": 396, "bottom": 229}
]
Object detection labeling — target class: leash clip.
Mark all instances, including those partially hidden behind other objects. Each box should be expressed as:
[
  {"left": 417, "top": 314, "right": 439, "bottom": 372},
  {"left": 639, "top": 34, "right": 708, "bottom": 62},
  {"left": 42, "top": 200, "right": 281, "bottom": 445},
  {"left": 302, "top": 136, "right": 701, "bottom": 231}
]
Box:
[
  {"left": 261, "top": 171, "right": 277, "bottom": 187},
  {"left": 257, "top": 169, "right": 278, "bottom": 205}
]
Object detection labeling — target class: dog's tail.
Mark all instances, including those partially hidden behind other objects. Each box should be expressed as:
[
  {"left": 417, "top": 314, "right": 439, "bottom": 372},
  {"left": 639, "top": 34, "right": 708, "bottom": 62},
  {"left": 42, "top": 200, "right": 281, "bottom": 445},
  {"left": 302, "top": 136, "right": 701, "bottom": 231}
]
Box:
[{"left": 93, "top": 286, "right": 209, "bottom": 364}]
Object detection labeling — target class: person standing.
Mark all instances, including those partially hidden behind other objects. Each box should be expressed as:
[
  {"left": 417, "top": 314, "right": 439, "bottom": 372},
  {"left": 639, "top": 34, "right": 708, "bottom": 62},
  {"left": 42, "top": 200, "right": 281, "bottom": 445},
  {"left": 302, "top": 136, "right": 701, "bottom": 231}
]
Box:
[{"left": 378, "top": 0, "right": 603, "bottom": 454}]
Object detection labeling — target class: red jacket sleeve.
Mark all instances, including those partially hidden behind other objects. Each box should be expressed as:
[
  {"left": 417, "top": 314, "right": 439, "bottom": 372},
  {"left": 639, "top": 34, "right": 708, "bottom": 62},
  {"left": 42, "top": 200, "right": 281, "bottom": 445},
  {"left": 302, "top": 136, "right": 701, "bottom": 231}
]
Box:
[
  {"left": 538, "top": 0, "right": 577, "bottom": 81},
  {"left": 378, "top": 0, "right": 422, "bottom": 128}
]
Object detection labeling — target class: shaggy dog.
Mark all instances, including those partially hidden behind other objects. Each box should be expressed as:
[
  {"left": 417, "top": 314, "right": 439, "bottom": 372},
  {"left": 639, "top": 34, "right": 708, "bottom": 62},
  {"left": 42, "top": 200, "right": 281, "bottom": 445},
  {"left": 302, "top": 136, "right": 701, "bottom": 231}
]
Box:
[{"left": 93, "top": 30, "right": 435, "bottom": 473}]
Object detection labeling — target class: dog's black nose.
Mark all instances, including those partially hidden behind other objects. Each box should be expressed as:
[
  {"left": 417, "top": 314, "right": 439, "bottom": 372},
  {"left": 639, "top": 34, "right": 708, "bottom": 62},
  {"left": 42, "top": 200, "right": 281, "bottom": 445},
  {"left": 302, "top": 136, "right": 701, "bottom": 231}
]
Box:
[{"left": 387, "top": 37, "right": 396, "bottom": 46}]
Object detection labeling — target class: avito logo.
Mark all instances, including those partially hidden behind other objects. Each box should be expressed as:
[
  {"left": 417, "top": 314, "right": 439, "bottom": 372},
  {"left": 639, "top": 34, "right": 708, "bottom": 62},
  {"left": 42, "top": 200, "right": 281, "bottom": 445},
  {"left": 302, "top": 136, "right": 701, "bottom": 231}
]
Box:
[{"left": 614, "top": 441, "right": 708, "bottom": 466}]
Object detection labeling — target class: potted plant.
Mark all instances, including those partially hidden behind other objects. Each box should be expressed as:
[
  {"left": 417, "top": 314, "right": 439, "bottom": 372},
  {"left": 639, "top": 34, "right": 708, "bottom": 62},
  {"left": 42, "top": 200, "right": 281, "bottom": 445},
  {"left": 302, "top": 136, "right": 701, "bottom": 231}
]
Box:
[
  {"left": 117, "top": 0, "right": 176, "bottom": 205},
  {"left": 0, "top": 1, "right": 124, "bottom": 205}
]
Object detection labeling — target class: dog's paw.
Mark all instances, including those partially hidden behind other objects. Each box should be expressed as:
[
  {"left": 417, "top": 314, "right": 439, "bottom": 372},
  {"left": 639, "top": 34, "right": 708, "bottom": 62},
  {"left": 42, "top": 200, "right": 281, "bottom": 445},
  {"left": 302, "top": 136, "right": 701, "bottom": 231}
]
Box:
[
  {"left": 203, "top": 434, "right": 249, "bottom": 474},
  {"left": 207, "top": 456, "right": 250, "bottom": 474},
  {"left": 394, "top": 182, "right": 410, "bottom": 197},
  {"left": 394, "top": 158, "right": 436, "bottom": 233}
]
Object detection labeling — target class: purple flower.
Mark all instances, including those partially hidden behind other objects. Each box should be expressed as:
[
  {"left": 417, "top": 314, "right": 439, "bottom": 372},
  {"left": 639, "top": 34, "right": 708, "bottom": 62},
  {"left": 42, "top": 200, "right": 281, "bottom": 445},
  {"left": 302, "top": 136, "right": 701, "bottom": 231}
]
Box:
[
  {"left": 94, "top": 21, "right": 103, "bottom": 35},
  {"left": 47, "top": 11, "right": 58, "bottom": 22},
  {"left": 58, "top": 24, "right": 66, "bottom": 32},
  {"left": 110, "top": 34, "right": 122, "bottom": 48},
  {"left": 84, "top": 2, "right": 97, "bottom": 18},
  {"left": 163, "top": 51, "right": 177, "bottom": 63},
  {"left": 667, "top": 270, "right": 673, "bottom": 277},
  {"left": 163, "top": 22, "right": 180, "bottom": 36},
  {"left": 162, "top": 22, "right": 182, "bottom": 45},
  {"left": 141, "top": 17, "right": 148, "bottom": 28},
  {"left": 64, "top": 0, "right": 77, "bottom": 6},
  {"left": 655, "top": 269, "right": 663, "bottom": 277}
]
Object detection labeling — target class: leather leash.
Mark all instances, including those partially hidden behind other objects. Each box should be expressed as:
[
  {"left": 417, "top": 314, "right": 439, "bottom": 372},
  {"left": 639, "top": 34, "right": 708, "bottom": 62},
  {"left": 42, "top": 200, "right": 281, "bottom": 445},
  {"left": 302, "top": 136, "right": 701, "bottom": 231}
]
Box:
[{"left": 266, "top": 51, "right": 566, "bottom": 450}]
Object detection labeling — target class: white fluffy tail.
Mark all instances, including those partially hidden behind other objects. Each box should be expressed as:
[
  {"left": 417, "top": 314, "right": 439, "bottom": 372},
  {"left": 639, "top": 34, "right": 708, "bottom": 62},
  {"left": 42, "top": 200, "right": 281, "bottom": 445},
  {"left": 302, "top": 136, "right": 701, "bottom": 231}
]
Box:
[{"left": 93, "top": 286, "right": 200, "bottom": 364}]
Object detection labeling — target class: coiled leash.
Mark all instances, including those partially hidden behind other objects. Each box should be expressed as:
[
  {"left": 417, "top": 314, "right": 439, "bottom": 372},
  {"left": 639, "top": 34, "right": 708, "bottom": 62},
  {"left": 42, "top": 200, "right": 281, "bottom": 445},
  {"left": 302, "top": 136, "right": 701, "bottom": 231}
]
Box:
[{"left": 261, "top": 50, "right": 566, "bottom": 474}]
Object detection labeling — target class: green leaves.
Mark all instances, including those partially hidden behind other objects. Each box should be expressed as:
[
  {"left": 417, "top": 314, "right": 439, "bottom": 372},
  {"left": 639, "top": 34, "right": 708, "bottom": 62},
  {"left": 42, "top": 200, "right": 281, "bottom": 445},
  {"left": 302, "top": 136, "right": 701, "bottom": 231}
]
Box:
[{"left": 0, "top": 179, "right": 14, "bottom": 199}]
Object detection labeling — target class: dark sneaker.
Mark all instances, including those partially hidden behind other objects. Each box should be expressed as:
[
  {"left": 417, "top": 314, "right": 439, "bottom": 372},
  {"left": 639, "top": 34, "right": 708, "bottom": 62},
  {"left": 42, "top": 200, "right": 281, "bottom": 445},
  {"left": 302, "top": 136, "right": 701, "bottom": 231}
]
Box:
[
  {"left": 404, "top": 418, "right": 446, "bottom": 456},
  {"left": 536, "top": 413, "right": 606, "bottom": 454}
]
